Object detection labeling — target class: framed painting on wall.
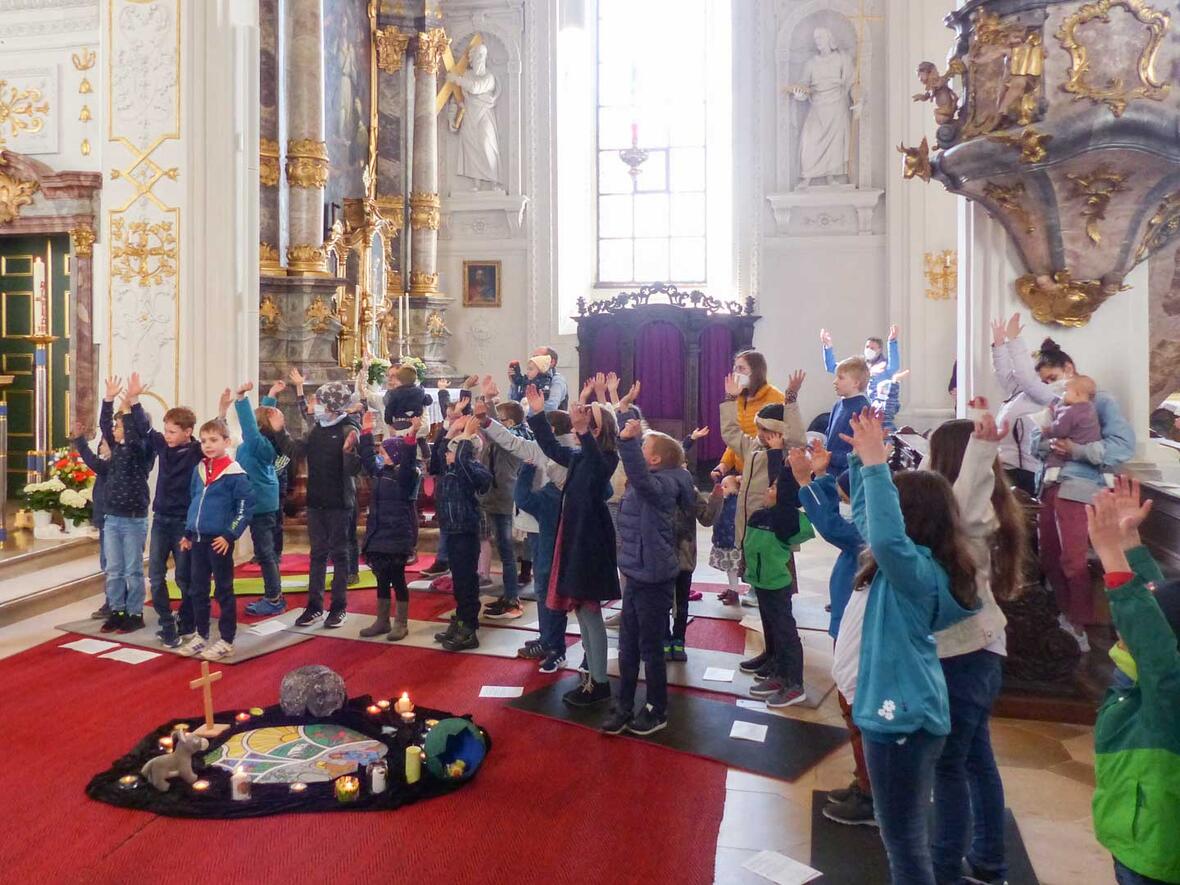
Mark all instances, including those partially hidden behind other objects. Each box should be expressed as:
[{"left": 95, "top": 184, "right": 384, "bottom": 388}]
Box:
[{"left": 462, "top": 260, "right": 501, "bottom": 307}]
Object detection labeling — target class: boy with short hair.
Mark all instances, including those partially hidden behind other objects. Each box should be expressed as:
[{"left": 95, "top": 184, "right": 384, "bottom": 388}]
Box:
[
  {"left": 475, "top": 397, "right": 524, "bottom": 620},
  {"left": 384, "top": 363, "right": 431, "bottom": 430},
  {"left": 178, "top": 417, "right": 254, "bottom": 661},
  {"left": 825, "top": 356, "right": 872, "bottom": 474}
]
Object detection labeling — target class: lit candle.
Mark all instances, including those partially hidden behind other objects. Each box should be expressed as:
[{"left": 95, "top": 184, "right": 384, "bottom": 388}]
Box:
[
  {"left": 394, "top": 692, "right": 414, "bottom": 715},
  {"left": 334, "top": 775, "right": 360, "bottom": 803},
  {"left": 117, "top": 774, "right": 139, "bottom": 790},
  {"left": 368, "top": 760, "right": 389, "bottom": 794},
  {"left": 366, "top": 704, "right": 382, "bottom": 716},
  {"left": 405, "top": 746, "right": 422, "bottom": 784},
  {"left": 172, "top": 723, "right": 190, "bottom": 733},
  {"left": 32, "top": 257, "right": 46, "bottom": 335},
  {"left": 289, "top": 782, "right": 308, "bottom": 794},
  {"left": 376, "top": 699, "right": 391, "bottom": 710},
  {"left": 191, "top": 779, "right": 210, "bottom": 793},
  {"left": 425, "top": 718, "right": 439, "bottom": 728},
  {"left": 158, "top": 736, "right": 174, "bottom": 751},
  {"left": 235, "top": 712, "right": 251, "bottom": 723},
  {"left": 230, "top": 767, "right": 251, "bottom": 801},
  {"left": 400, "top": 711, "right": 416, "bottom": 724},
  {"left": 249, "top": 707, "right": 264, "bottom": 716}
]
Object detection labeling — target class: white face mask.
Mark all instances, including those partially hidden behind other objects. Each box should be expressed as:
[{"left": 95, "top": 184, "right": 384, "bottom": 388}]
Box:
[
  {"left": 1047, "top": 378, "right": 1068, "bottom": 396},
  {"left": 733, "top": 373, "right": 750, "bottom": 389},
  {"left": 838, "top": 502, "right": 853, "bottom": 520},
  {"left": 864, "top": 348, "right": 880, "bottom": 362}
]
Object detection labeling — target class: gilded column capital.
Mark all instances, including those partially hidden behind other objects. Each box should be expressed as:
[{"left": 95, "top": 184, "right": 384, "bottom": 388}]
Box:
[
  {"left": 260, "top": 138, "right": 281, "bottom": 188},
  {"left": 260, "top": 242, "right": 282, "bottom": 274},
  {"left": 409, "top": 270, "right": 440, "bottom": 295},
  {"left": 409, "top": 191, "right": 441, "bottom": 230},
  {"left": 415, "top": 27, "right": 450, "bottom": 73},
  {"left": 287, "top": 244, "right": 328, "bottom": 275},
  {"left": 376, "top": 27, "right": 411, "bottom": 74},
  {"left": 286, "top": 138, "right": 329, "bottom": 189},
  {"left": 70, "top": 226, "right": 96, "bottom": 258},
  {"left": 375, "top": 194, "right": 406, "bottom": 232}
]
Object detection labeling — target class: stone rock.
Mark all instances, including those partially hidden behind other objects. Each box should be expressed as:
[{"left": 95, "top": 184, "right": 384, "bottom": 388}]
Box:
[{"left": 279, "top": 665, "right": 346, "bottom": 717}]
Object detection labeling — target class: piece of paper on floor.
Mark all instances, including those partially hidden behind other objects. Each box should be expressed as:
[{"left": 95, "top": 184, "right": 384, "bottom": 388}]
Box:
[
  {"left": 521, "top": 620, "right": 540, "bottom": 630},
  {"left": 248, "top": 618, "right": 288, "bottom": 636},
  {"left": 741, "top": 849, "right": 821, "bottom": 885},
  {"left": 739, "top": 614, "right": 764, "bottom": 633},
  {"left": 99, "top": 646, "right": 162, "bottom": 664},
  {"left": 478, "top": 685, "right": 524, "bottom": 698},
  {"left": 730, "top": 720, "right": 769, "bottom": 743},
  {"left": 607, "top": 647, "right": 619, "bottom": 661},
  {"left": 736, "top": 699, "right": 768, "bottom": 712},
  {"left": 703, "top": 666, "right": 735, "bottom": 682},
  {"left": 61, "top": 637, "right": 121, "bottom": 655}
]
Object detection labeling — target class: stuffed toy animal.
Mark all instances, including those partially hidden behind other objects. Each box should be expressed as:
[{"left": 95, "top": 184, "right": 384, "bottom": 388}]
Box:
[{"left": 140, "top": 730, "right": 210, "bottom": 791}]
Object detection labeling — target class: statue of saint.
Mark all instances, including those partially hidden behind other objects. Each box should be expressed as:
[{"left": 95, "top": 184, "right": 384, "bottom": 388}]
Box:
[
  {"left": 446, "top": 44, "right": 503, "bottom": 191},
  {"left": 788, "top": 27, "right": 857, "bottom": 188}
]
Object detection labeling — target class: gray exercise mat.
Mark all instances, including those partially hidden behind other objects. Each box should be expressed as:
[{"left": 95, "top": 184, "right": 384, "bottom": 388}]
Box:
[
  {"left": 606, "top": 594, "right": 744, "bottom": 622},
  {"left": 55, "top": 608, "right": 311, "bottom": 664}
]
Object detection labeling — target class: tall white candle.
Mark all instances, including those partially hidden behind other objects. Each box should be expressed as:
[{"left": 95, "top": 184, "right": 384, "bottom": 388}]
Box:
[{"left": 32, "top": 257, "right": 46, "bottom": 335}]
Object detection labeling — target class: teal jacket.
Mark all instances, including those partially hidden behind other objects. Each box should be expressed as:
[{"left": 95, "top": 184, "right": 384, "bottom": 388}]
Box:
[
  {"left": 848, "top": 458, "right": 977, "bottom": 738},
  {"left": 1093, "top": 546, "right": 1180, "bottom": 884},
  {"left": 233, "top": 397, "right": 280, "bottom": 515}
]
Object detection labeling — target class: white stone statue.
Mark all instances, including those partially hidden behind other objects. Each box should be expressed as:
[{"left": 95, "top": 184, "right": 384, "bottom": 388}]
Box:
[
  {"left": 446, "top": 43, "right": 502, "bottom": 191},
  {"left": 789, "top": 27, "right": 857, "bottom": 189}
]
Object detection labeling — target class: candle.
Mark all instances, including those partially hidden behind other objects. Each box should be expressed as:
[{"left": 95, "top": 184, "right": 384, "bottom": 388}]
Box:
[
  {"left": 158, "top": 736, "right": 174, "bottom": 751},
  {"left": 394, "top": 692, "right": 414, "bottom": 715},
  {"left": 630, "top": 121, "right": 638, "bottom": 147},
  {"left": 405, "top": 746, "right": 422, "bottom": 784},
  {"left": 249, "top": 707, "right": 264, "bottom": 716},
  {"left": 117, "top": 774, "right": 139, "bottom": 790},
  {"left": 289, "top": 782, "right": 308, "bottom": 794},
  {"left": 334, "top": 775, "right": 360, "bottom": 803},
  {"left": 425, "top": 718, "right": 439, "bottom": 728},
  {"left": 366, "top": 704, "right": 382, "bottom": 716},
  {"left": 235, "top": 712, "right": 251, "bottom": 723},
  {"left": 400, "top": 711, "right": 416, "bottom": 724},
  {"left": 376, "top": 699, "right": 391, "bottom": 710},
  {"left": 368, "top": 760, "right": 389, "bottom": 794},
  {"left": 172, "top": 723, "right": 190, "bottom": 733},
  {"left": 32, "top": 257, "right": 46, "bottom": 335},
  {"left": 230, "top": 767, "right": 251, "bottom": 801},
  {"left": 191, "top": 779, "right": 210, "bottom": 793}
]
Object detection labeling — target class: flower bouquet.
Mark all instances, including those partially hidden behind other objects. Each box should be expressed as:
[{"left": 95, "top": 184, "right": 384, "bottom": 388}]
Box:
[
  {"left": 20, "top": 476, "right": 67, "bottom": 536},
  {"left": 51, "top": 448, "right": 96, "bottom": 491},
  {"left": 59, "top": 486, "right": 94, "bottom": 532}
]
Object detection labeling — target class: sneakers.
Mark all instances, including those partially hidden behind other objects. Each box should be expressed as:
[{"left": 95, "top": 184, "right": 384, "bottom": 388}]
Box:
[
  {"left": 118, "top": 613, "right": 146, "bottom": 633},
  {"left": 562, "top": 677, "right": 612, "bottom": 707},
  {"left": 822, "top": 790, "right": 878, "bottom": 827},
  {"left": 539, "top": 651, "right": 566, "bottom": 674},
  {"left": 749, "top": 677, "right": 785, "bottom": 699},
  {"left": 739, "top": 651, "right": 771, "bottom": 673},
  {"left": 766, "top": 685, "right": 807, "bottom": 708},
  {"left": 324, "top": 609, "right": 348, "bottom": 629},
  {"left": 826, "top": 780, "right": 861, "bottom": 804},
  {"left": 419, "top": 560, "right": 450, "bottom": 578},
  {"left": 718, "top": 589, "right": 740, "bottom": 606},
  {"left": 600, "top": 707, "right": 632, "bottom": 735},
  {"left": 961, "top": 859, "right": 1009, "bottom": 885},
  {"left": 294, "top": 608, "right": 323, "bottom": 627},
  {"left": 441, "top": 623, "right": 479, "bottom": 652},
  {"left": 178, "top": 635, "right": 208, "bottom": 657},
  {"left": 200, "top": 639, "right": 234, "bottom": 661},
  {"left": 99, "top": 611, "right": 125, "bottom": 633},
  {"left": 663, "top": 640, "right": 674, "bottom": 661},
  {"left": 669, "top": 641, "right": 687, "bottom": 663},
  {"left": 628, "top": 704, "right": 668, "bottom": 736},
  {"left": 91, "top": 601, "right": 111, "bottom": 620},
  {"left": 517, "top": 638, "right": 546, "bottom": 660},
  {"left": 245, "top": 595, "right": 287, "bottom": 616},
  {"left": 157, "top": 629, "right": 182, "bottom": 649},
  {"left": 434, "top": 616, "right": 459, "bottom": 643},
  {"left": 740, "top": 593, "right": 759, "bottom": 608},
  {"left": 484, "top": 599, "right": 524, "bottom": 620}
]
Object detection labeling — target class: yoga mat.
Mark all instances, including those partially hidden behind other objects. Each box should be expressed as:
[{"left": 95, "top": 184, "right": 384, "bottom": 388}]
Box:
[
  {"left": 509, "top": 676, "right": 847, "bottom": 783},
  {"left": 55, "top": 609, "right": 312, "bottom": 664},
  {"left": 166, "top": 569, "right": 378, "bottom": 599},
  {"left": 808, "top": 793, "right": 1040, "bottom": 884},
  {"left": 606, "top": 591, "right": 743, "bottom": 622},
  {"left": 737, "top": 594, "right": 831, "bottom": 634},
  {"left": 440, "top": 602, "right": 690, "bottom": 637}
]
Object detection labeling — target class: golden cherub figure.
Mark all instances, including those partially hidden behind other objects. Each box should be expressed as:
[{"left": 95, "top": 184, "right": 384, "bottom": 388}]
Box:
[{"left": 913, "top": 62, "right": 959, "bottom": 126}]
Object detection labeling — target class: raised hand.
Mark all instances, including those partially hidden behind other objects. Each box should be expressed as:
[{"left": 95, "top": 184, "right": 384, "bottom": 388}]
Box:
[
  {"left": 463, "top": 414, "right": 483, "bottom": 438},
  {"left": 481, "top": 374, "right": 498, "bottom": 399},
  {"left": 593, "top": 372, "right": 608, "bottom": 401},
  {"left": 786, "top": 370, "right": 806, "bottom": 397},
  {"left": 437, "top": 377, "right": 450, "bottom": 390},
  {"left": 787, "top": 447, "right": 813, "bottom": 486},
  {"left": 71, "top": 420, "right": 86, "bottom": 439},
  {"left": 820, "top": 328, "right": 833, "bottom": 348},
  {"left": 970, "top": 401, "right": 1009, "bottom": 443},
  {"left": 891, "top": 368, "right": 911, "bottom": 383},
  {"left": 605, "top": 372, "right": 620, "bottom": 396},
  {"left": 888, "top": 324, "right": 899, "bottom": 341},
  {"left": 619, "top": 418, "right": 643, "bottom": 440},
  {"left": 524, "top": 383, "right": 545, "bottom": 416},
  {"left": 104, "top": 375, "right": 123, "bottom": 401},
  {"left": 764, "top": 431, "right": 785, "bottom": 451},
  {"left": 463, "top": 374, "right": 480, "bottom": 389},
  {"left": 840, "top": 407, "right": 887, "bottom": 466},
  {"left": 236, "top": 380, "right": 254, "bottom": 399},
  {"left": 218, "top": 387, "right": 233, "bottom": 417},
  {"left": 1110, "top": 475, "right": 1152, "bottom": 550},
  {"left": 690, "top": 426, "right": 710, "bottom": 441},
  {"left": 808, "top": 438, "right": 832, "bottom": 476},
  {"left": 288, "top": 367, "right": 305, "bottom": 388},
  {"left": 990, "top": 317, "right": 1007, "bottom": 348},
  {"left": 579, "top": 377, "right": 595, "bottom": 405},
  {"left": 125, "top": 372, "right": 147, "bottom": 402},
  {"left": 1004, "top": 312, "right": 1024, "bottom": 342},
  {"left": 408, "top": 415, "right": 423, "bottom": 437},
  {"left": 305, "top": 393, "right": 317, "bottom": 415},
  {"left": 724, "top": 372, "right": 742, "bottom": 398},
  {"left": 268, "top": 379, "right": 287, "bottom": 399},
  {"left": 1086, "top": 490, "right": 1135, "bottom": 573},
  {"left": 570, "top": 403, "right": 591, "bottom": 435},
  {"left": 619, "top": 380, "right": 641, "bottom": 411}
]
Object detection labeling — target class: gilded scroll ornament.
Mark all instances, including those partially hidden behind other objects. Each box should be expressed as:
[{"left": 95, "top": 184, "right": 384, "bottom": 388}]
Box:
[
  {"left": 897, "top": 138, "right": 932, "bottom": 182},
  {"left": 415, "top": 27, "right": 450, "bottom": 73},
  {"left": 305, "top": 296, "right": 334, "bottom": 333},
  {"left": 1057, "top": 0, "right": 1170, "bottom": 117},
  {"left": 285, "top": 138, "right": 329, "bottom": 189},
  {"left": 924, "top": 250, "right": 958, "bottom": 300},
  {"left": 1136, "top": 191, "right": 1180, "bottom": 260},
  {"left": 983, "top": 182, "right": 1036, "bottom": 233},
  {"left": 955, "top": 10, "right": 1045, "bottom": 139},
  {"left": 287, "top": 244, "right": 327, "bottom": 274},
  {"left": 1015, "top": 271, "right": 1126, "bottom": 327},
  {"left": 986, "top": 127, "right": 1051, "bottom": 164},
  {"left": 0, "top": 80, "right": 50, "bottom": 147},
  {"left": 0, "top": 167, "right": 38, "bottom": 225},
  {"left": 71, "top": 48, "right": 96, "bottom": 71},
  {"left": 1065, "top": 166, "right": 1128, "bottom": 245},
  {"left": 259, "top": 294, "right": 281, "bottom": 329},
  {"left": 409, "top": 192, "right": 442, "bottom": 230},
  {"left": 70, "top": 226, "right": 96, "bottom": 258},
  {"left": 259, "top": 242, "right": 281, "bottom": 272},
  {"left": 110, "top": 217, "right": 178, "bottom": 286},
  {"left": 376, "top": 27, "right": 411, "bottom": 74},
  {"left": 409, "top": 270, "right": 440, "bottom": 295},
  {"left": 259, "top": 138, "right": 280, "bottom": 188}
]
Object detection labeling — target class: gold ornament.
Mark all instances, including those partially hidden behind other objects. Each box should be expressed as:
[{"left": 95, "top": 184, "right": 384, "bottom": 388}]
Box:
[
  {"left": 0, "top": 80, "right": 50, "bottom": 147},
  {"left": 897, "top": 138, "right": 932, "bottom": 182},
  {"left": 924, "top": 250, "right": 958, "bottom": 300},
  {"left": 1057, "top": 0, "right": 1170, "bottom": 118},
  {"left": 110, "top": 217, "right": 178, "bottom": 286},
  {"left": 259, "top": 138, "right": 280, "bottom": 188},
  {"left": 982, "top": 182, "right": 1036, "bottom": 233},
  {"left": 78, "top": 105, "right": 91, "bottom": 123},
  {"left": 0, "top": 167, "right": 39, "bottom": 224},
  {"left": 78, "top": 77, "right": 92, "bottom": 95},
  {"left": 986, "top": 127, "right": 1051, "bottom": 164},
  {"left": 71, "top": 48, "right": 96, "bottom": 71},
  {"left": 375, "top": 194, "right": 405, "bottom": 232},
  {"left": 259, "top": 242, "right": 281, "bottom": 273},
  {"left": 1136, "top": 190, "right": 1180, "bottom": 261},
  {"left": 409, "top": 270, "right": 439, "bottom": 295},
  {"left": 1065, "top": 165, "right": 1129, "bottom": 246},
  {"left": 285, "top": 138, "right": 329, "bottom": 189},
  {"left": 954, "top": 10, "right": 1046, "bottom": 139},
  {"left": 305, "top": 296, "right": 334, "bottom": 333},
  {"left": 259, "top": 294, "right": 281, "bottom": 328},
  {"left": 287, "top": 244, "right": 327, "bottom": 274},
  {"left": 70, "top": 226, "right": 96, "bottom": 258},
  {"left": 1015, "top": 271, "right": 1127, "bottom": 327},
  {"left": 415, "top": 27, "right": 450, "bottom": 73},
  {"left": 80, "top": 138, "right": 90, "bottom": 156},
  {"left": 376, "top": 27, "right": 411, "bottom": 74},
  {"left": 409, "top": 192, "right": 441, "bottom": 230}
]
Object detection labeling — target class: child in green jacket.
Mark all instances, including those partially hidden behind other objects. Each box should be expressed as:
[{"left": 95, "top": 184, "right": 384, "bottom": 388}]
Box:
[{"left": 1086, "top": 478, "right": 1180, "bottom": 885}]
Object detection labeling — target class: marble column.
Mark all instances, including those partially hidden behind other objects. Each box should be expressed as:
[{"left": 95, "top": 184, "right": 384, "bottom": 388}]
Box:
[
  {"left": 284, "top": 0, "right": 328, "bottom": 275},
  {"left": 259, "top": 0, "right": 283, "bottom": 274},
  {"left": 409, "top": 27, "right": 448, "bottom": 297}
]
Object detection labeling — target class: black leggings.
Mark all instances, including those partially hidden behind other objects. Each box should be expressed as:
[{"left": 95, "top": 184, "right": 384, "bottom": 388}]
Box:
[
  {"left": 367, "top": 552, "right": 409, "bottom": 602},
  {"left": 667, "top": 569, "right": 693, "bottom": 642}
]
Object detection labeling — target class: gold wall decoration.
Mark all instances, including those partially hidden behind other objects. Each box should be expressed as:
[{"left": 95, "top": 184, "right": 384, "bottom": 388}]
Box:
[
  {"left": 78, "top": 105, "right": 92, "bottom": 123},
  {"left": 72, "top": 48, "right": 97, "bottom": 71},
  {"left": 0, "top": 168, "right": 39, "bottom": 225},
  {"left": 287, "top": 244, "right": 327, "bottom": 274},
  {"left": 259, "top": 294, "right": 281, "bottom": 328},
  {"left": 70, "top": 226, "right": 96, "bottom": 258},
  {"left": 305, "top": 296, "right": 334, "bottom": 333},
  {"left": 409, "top": 192, "right": 441, "bottom": 230},
  {"left": 1136, "top": 190, "right": 1180, "bottom": 260},
  {"left": 924, "top": 250, "right": 958, "bottom": 300},
  {"left": 415, "top": 27, "right": 450, "bottom": 73},
  {"left": 0, "top": 81, "right": 50, "bottom": 148},
  {"left": 110, "top": 217, "right": 178, "bottom": 286},
  {"left": 986, "top": 127, "right": 1051, "bottom": 164},
  {"left": 259, "top": 137, "right": 280, "bottom": 187},
  {"left": 1016, "top": 270, "right": 1126, "bottom": 327},
  {"left": 80, "top": 138, "right": 91, "bottom": 156},
  {"left": 285, "top": 138, "right": 329, "bottom": 189},
  {"left": 1057, "top": 0, "right": 1170, "bottom": 117},
  {"left": 375, "top": 194, "right": 405, "bottom": 232},
  {"left": 78, "top": 77, "right": 92, "bottom": 95},
  {"left": 376, "top": 27, "right": 411, "bottom": 73},
  {"left": 897, "top": 138, "right": 932, "bottom": 182},
  {"left": 409, "top": 269, "right": 439, "bottom": 295},
  {"left": 259, "top": 242, "right": 281, "bottom": 272},
  {"left": 1065, "top": 165, "right": 1128, "bottom": 245},
  {"left": 983, "top": 181, "right": 1036, "bottom": 233},
  {"left": 953, "top": 10, "right": 1045, "bottom": 139}
]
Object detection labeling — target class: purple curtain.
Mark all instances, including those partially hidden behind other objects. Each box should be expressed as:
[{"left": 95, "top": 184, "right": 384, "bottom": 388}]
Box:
[
  {"left": 589, "top": 322, "right": 623, "bottom": 377},
  {"left": 696, "top": 324, "right": 733, "bottom": 459},
  {"left": 634, "top": 322, "right": 684, "bottom": 420}
]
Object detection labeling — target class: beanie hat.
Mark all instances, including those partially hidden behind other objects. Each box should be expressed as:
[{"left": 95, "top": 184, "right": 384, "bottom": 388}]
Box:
[
  {"left": 528, "top": 354, "right": 553, "bottom": 375},
  {"left": 317, "top": 381, "right": 354, "bottom": 415},
  {"left": 755, "top": 403, "right": 786, "bottom": 435}
]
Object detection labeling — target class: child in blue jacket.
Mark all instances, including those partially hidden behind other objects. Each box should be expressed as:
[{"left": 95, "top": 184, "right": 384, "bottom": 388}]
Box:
[
  {"left": 836, "top": 408, "right": 978, "bottom": 884},
  {"left": 179, "top": 417, "right": 254, "bottom": 662},
  {"left": 229, "top": 383, "right": 284, "bottom": 613}
]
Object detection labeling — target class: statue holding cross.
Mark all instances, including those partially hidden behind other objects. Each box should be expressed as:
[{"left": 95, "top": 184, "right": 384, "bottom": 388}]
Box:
[{"left": 436, "top": 34, "right": 502, "bottom": 191}]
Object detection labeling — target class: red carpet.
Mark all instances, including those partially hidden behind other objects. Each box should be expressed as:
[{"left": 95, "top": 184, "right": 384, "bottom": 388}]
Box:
[{"left": 0, "top": 632, "right": 726, "bottom": 882}]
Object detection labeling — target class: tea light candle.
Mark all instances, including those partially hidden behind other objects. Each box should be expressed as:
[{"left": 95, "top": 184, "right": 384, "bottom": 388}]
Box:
[
  {"left": 230, "top": 768, "right": 251, "bottom": 801},
  {"left": 366, "top": 704, "right": 382, "bottom": 716},
  {"left": 191, "top": 779, "right": 210, "bottom": 793},
  {"left": 172, "top": 723, "right": 190, "bottom": 733},
  {"left": 425, "top": 718, "right": 439, "bottom": 728},
  {"left": 158, "top": 736, "right": 174, "bottom": 751},
  {"left": 400, "top": 710, "right": 416, "bottom": 724},
  {"left": 118, "top": 774, "right": 139, "bottom": 790},
  {"left": 394, "top": 692, "right": 414, "bottom": 715},
  {"left": 376, "top": 699, "right": 391, "bottom": 710},
  {"left": 289, "top": 782, "right": 308, "bottom": 794},
  {"left": 405, "top": 745, "right": 422, "bottom": 784},
  {"left": 249, "top": 707, "right": 264, "bottom": 716},
  {"left": 334, "top": 775, "right": 360, "bottom": 803},
  {"left": 235, "top": 712, "right": 251, "bottom": 723}
]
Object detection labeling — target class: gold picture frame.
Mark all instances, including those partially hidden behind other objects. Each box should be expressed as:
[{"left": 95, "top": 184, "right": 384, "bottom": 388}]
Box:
[{"left": 462, "top": 260, "right": 502, "bottom": 307}]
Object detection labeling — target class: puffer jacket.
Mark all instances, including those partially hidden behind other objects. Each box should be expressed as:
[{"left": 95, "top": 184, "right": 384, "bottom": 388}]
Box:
[
  {"left": 616, "top": 435, "right": 687, "bottom": 584},
  {"left": 428, "top": 435, "right": 492, "bottom": 534},
  {"left": 676, "top": 477, "right": 724, "bottom": 572},
  {"left": 185, "top": 458, "right": 254, "bottom": 542},
  {"left": 720, "top": 399, "right": 805, "bottom": 549},
  {"left": 358, "top": 432, "right": 420, "bottom": 556}
]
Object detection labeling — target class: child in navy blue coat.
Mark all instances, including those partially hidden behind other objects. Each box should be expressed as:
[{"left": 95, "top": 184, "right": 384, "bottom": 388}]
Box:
[{"left": 825, "top": 357, "right": 872, "bottom": 474}]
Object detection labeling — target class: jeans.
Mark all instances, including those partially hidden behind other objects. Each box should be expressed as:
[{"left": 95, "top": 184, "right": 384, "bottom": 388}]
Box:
[
  {"left": 490, "top": 512, "right": 519, "bottom": 602},
  {"left": 148, "top": 514, "right": 192, "bottom": 635},
  {"left": 617, "top": 578, "right": 675, "bottom": 716},
  {"left": 273, "top": 497, "right": 285, "bottom": 558},
  {"left": 576, "top": 605, "right": 609, "bottom": 683},
  {"left": 448, "top": 532, "right": 480, "bottom": 627},
  {"left": 1114, "top": 858, "right": 1172, "bottom": 885},
  {"left": 533, "top": 536, "right": 567, "bottom": 654},
  {"left": 250, "top": 511, "right": 282, "bottom": 600},
  {"left": 1038, "top": 483, "right": 1095, "bottom": 626},
  {"left": 103, "top": 515, "right": 149, "bottom": 614},
  {"left": 436, "top": 530, "right": 449, "bottom": 565},
  {"left": 190, "top": 538, "right": 236, "bottom": 642},
  {"left": 98, "top": 525, "right": 107, "bottom": 572},
  {"left": 307, "top": 507, "right": 351, "bottom": 614},
  {"left": 865, "top": 728, "right": 947, "bottom": 885},
  {"left": 933, "top": 650, "right": 1007, "bottom": 883},
  {"left": 347, "top": 499, "right": 360, "bottom": 577},
  {"left": 667, "top": 569, "right": 693, "bottom": 642},
  {"left": 755, "top": 586, "right": 804, "bottom": 686},
  {"left": 368, "top": 552, "right": 409, "bottom": 602}
]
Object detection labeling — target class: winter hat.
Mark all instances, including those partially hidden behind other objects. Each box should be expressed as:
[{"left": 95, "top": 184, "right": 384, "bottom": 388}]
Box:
[
  {"left": 755, "top": 403, "right": 786, "bottom": 435},
  {"left": 528, "top": 354, "right": 553, "bottom": 375},
  {"left": 317, "top": 381, "right": 354, "bottom": 415},
  {"left": 382, "top": 437, "right": 407, "bottom": 464}
]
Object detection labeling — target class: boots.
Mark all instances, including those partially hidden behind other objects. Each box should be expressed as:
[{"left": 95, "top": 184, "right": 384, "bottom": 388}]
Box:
[
  {"left": 387, "top": 600, "right": 409, "bottom": 641},
  {"left": 359, "top": 599, "right": 391, "bottom": 637},
  {"left": 434, "top": 614, "right": 459, "bottom": 643}
]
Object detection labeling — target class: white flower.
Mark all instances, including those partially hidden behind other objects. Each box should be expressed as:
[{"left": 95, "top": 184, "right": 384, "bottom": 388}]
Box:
[
  {"left": 44, "top": 477, "right": 66, "bottom": 492},
  {"left": 877, "top": 699, "right": 896, "bottom": 721},
  {"left": 80, "top": 487, "right": 93, "bottom": 502},
  {"left": 60, "top": 489, "right": 87, "bottom": 508}
]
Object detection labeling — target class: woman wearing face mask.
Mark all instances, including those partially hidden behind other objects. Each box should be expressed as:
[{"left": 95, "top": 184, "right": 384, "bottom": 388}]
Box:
[
  {"left": 716, "top": 351, "right": 783, "bottom": 603},
  {"left": 994, "top": 316, "right": 1136, "bottom": 651}
]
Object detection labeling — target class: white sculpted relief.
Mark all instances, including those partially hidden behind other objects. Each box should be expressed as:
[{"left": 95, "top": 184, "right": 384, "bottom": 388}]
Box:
[
  {"left": 446, "top": 43, "right": 502, "bottom": 191},
  {"left": 788, "top": 26, "right": 857, "bottom": 188}
]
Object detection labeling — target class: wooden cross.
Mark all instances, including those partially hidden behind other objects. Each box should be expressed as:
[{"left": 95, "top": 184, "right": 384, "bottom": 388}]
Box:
[
  {"left": 435, "top": 33, "right": 484, "bottom": 116},
  {"left": 189, "top": 661, "right": 229, "bottom": 738}
]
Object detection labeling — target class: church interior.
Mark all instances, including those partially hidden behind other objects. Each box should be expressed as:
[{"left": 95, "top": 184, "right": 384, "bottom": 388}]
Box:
[{"left": 1, "top": 0, "right": 1179, "bottom": 882}]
